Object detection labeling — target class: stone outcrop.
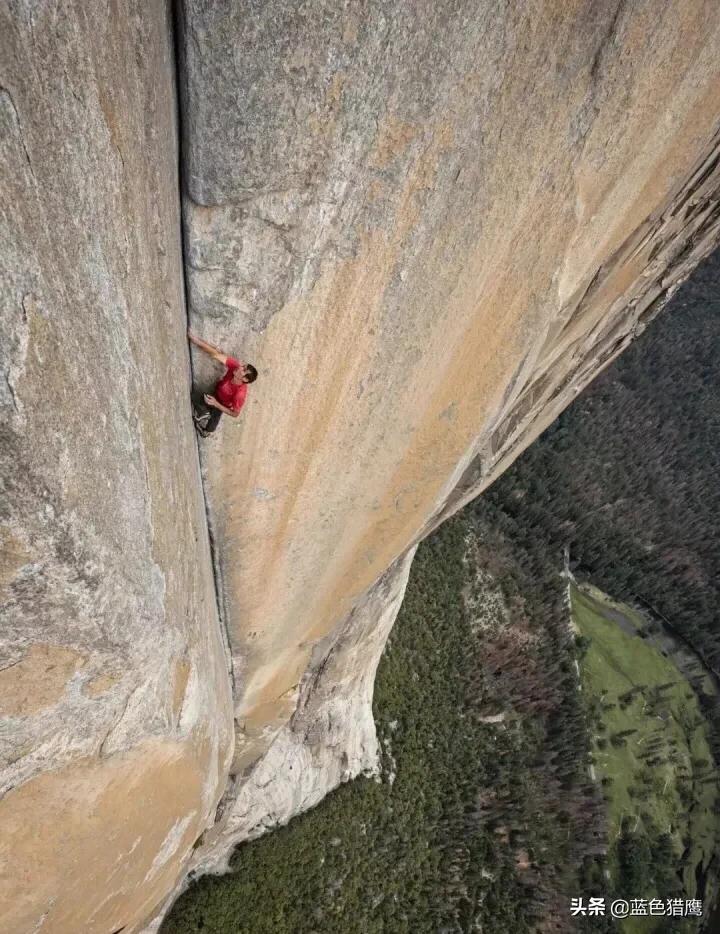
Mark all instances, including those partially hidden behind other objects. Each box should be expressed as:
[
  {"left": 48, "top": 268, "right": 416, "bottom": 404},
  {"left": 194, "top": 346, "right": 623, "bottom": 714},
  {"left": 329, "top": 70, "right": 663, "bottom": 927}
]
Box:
[
  {"left": 0, "top": 4, "right": 232, "bottom": 932},
  {"left": 1, "top": 1, "right": 720, "bottom": 931},
  {"left": 188, "top": 549, "right": 415, "bottom": 882}
]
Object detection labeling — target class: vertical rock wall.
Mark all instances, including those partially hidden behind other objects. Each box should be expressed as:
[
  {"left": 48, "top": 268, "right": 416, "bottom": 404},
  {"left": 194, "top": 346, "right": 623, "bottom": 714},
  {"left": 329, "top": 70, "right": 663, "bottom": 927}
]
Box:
[
  {"left": 0, "top": 3, "right": 233, "bottom": 932},
  {"left": 177, "top": 0, "right": 720, "bottom": 859}
]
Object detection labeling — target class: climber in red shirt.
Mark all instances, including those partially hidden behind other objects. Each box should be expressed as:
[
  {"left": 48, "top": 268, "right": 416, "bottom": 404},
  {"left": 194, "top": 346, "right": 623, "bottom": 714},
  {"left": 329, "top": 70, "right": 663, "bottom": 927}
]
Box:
[{"left": 188, "top": 329, "right": 258, "bottom": 436}]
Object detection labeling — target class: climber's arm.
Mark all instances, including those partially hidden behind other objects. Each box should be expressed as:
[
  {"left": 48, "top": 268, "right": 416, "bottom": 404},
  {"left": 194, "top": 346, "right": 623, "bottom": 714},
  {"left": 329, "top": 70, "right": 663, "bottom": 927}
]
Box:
[
  {"left": 188, "top": 329, "right": 229, "bottom": 365},
  {"left": 204, "top": 394, "right": 241, "bottom": 418}
]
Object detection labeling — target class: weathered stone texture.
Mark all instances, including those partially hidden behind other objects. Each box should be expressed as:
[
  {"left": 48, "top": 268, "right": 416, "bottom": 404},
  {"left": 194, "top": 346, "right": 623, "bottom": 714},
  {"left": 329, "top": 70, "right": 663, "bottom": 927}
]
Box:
[
  {"left": 0, "top": 3, "right": 232, "bottom": 932},
  {"left": 3, "top": 1, "right": 720, "bottom": 930},
  {"left": 178, "top": 0, "right": 720, "bottom": 867}
]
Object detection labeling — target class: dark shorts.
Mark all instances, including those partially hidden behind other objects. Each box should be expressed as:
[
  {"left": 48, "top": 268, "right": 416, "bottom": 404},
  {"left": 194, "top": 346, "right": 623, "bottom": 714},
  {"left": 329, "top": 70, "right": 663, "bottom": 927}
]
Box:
[{"left": 192, "top": 402, "right": 222, "bottom": 435}]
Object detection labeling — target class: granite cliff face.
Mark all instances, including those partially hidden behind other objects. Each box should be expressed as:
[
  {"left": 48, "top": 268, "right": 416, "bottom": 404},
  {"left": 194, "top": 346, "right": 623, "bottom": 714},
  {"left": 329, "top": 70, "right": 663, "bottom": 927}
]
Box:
[
  {"left": 0, "top": 5, "right": 232, "bottom": 932},
  {"left": 177, "top": 0, "right": 720, "bottom": 885},
  {"left": 1, "top": 1, "right": 719, "bottom": 931}
]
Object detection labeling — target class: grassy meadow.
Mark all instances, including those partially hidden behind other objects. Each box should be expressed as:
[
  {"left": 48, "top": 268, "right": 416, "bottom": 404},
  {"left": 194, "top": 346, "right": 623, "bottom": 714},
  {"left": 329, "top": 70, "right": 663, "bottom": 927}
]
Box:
[{"left": 572, "top": 584, "right": 719, "bottom": 932}]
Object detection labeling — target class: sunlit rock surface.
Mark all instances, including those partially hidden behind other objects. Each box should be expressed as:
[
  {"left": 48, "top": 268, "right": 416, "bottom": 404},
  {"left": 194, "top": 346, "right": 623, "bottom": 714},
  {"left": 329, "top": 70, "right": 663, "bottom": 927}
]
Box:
[{"left": 178, "top": 0, "right": 720, "bottom": 876}]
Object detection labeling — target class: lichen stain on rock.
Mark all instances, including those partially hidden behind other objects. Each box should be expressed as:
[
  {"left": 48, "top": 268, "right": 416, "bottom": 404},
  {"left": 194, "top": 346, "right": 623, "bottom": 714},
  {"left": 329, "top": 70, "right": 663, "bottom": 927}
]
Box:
[
  {"left": 369, "top": 116, "right": 418, "bottom": 169},
  {"left": 0, "top": 644, "right": 86, "bottom": 717},
  {"left": 83, "top": 672, "right": 121, "bottom": 699},
  {"left": 0, "top": 526, "right": 30, "bottom": 595}
]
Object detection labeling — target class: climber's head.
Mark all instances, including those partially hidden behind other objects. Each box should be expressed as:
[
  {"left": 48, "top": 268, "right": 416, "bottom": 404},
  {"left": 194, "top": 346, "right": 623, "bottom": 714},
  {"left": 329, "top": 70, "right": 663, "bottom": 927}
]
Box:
[{"left": 232, "top": 363, "right": 258, "bottom": 385}]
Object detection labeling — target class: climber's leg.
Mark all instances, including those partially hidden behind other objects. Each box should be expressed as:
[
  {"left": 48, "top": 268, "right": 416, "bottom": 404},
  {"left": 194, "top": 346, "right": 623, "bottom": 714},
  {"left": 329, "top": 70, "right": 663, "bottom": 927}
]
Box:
[
  {"left": 204, "top": 408, "right": 222, "bottom": 433},
  {"left": 192, "top": 403, "right": 222, "bottom": 436}
]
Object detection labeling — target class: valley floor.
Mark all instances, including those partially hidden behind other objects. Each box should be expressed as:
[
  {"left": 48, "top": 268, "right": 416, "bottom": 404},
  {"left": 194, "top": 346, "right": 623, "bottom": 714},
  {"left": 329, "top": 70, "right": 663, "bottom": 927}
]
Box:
[{"left": 572, "top": 583, "right": 719, "bottom": 932}]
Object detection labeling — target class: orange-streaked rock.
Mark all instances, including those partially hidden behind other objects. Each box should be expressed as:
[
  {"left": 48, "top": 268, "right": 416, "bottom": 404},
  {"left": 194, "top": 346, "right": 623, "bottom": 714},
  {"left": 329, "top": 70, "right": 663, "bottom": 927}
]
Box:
[{"left": 179, "top": 1, "right": 720, "bottom": 850}]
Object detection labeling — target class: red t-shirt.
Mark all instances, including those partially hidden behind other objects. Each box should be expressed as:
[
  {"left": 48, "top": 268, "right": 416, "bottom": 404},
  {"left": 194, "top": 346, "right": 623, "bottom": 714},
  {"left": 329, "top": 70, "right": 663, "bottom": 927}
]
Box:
[{"left": 214, "top": 357, "right": 247, "bottom": 413}]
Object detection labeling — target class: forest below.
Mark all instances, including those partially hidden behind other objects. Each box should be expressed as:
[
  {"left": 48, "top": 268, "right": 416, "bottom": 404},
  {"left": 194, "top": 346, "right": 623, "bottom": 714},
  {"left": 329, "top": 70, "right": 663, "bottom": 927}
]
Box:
[
  {"left": 164, "top": 251, "right": 720, "bottom": 933},
  {"left": 483, "top": 247, "right": 720, "bottom": 756}
]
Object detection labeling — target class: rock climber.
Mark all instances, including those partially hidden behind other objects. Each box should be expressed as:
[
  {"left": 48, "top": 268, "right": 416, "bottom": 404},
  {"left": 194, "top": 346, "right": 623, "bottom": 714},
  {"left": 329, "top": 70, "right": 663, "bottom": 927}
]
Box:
[{"left": 187, "top": 329, "right": 258, "bottom": 436}]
